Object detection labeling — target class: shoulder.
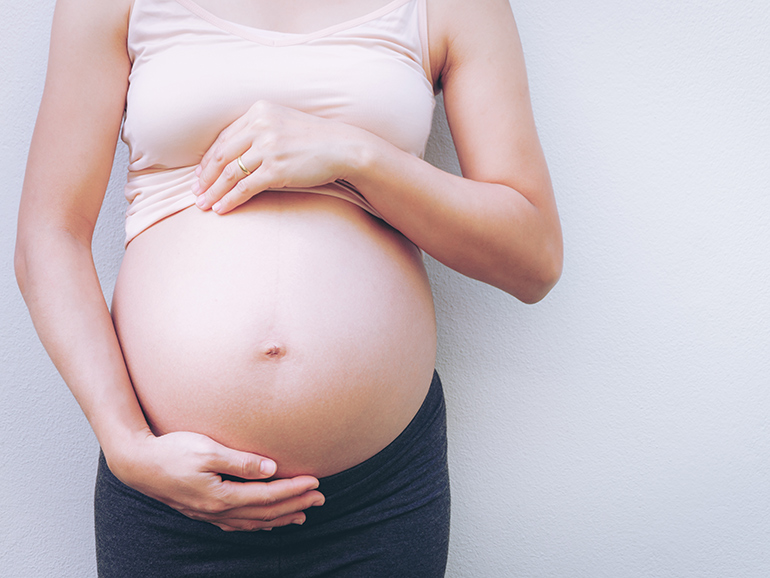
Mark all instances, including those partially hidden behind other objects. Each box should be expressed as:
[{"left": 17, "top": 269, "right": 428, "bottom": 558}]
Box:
[
  {"left": 45, "top": 0, "right": 134, "bottom": 86},
  {"left": 426, "top": 0, "right": 520, "bottom": 89},
  {"left": 51, "top": 0, "right": 133, "bottom": 42}
]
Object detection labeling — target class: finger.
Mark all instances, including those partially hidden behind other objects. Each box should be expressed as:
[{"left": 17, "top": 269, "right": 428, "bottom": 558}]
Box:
[
  {"left": 211, "top": 167, "right": 278, "bottom": 214},
  {"left": 199, "top": 115, "right": 250, "bottom": 170},
  {"left": 213, "top": 489, "right": 325, "bottom": 522},
  {"left": 206, "top": 445, "right": 278, "bottom": 480},
  {"left": 213, "top": 522, "right": 268, "bottom": 532},
  {"left": 195, "top": 153, "right": 262, "bottom": 211},
  {"left": 217, "top": 476, "right": 321, "bottom": 510},
  {"left": 212, "top": 511, "right": 308, "bottom": 532},
  {"left": 196, "top": 130, "right": 255, "bottom": 193}
]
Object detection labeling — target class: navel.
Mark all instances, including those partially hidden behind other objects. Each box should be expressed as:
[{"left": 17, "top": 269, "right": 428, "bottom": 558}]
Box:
[{"left": 259, "top": 342, "right": 287, "bottom": 361}]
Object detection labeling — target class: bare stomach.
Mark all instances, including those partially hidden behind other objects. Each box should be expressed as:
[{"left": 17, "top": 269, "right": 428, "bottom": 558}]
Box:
[{"left": 112, "top": 192, "right": 436, "bottom": 478}]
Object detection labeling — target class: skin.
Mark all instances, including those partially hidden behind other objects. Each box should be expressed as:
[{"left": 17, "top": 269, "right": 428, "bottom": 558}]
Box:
[
  {"left": 15, "top": 0, "right": 562, "bottom": 532},
  {"left": 113, "top": 191, "right": 439, "bottom": 480}
]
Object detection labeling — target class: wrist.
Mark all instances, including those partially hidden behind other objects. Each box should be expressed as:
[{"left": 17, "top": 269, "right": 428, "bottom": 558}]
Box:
[
  {"left": 339, "top": 128, "right": 379, "bottom": 183},
  {"left": 99, "top": 426, "right": 155, "bottom": 481}
]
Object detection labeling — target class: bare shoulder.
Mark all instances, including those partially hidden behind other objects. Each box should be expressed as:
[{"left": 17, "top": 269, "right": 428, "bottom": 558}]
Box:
[
  {"left": 46, "top": 0, "right": 134, "bottom": 75},
  {"left": 51, "top": 0, "right": 133, "bottom": 38},
  {"left": 41, "top": 0, "right": 135, "bottom": 147},
  {"left": 426, "top": 0, "right": 521, "bottom": 88}
]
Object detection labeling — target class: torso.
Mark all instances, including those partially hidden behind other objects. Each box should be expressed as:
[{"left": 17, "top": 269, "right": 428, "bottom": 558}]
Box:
[{"left": 112, "top": 0, "right": 443, "bottom": 478}]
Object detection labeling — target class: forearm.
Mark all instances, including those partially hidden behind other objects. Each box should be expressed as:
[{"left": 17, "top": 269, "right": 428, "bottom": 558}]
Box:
[
  {"left": 345, "top": 137, "right": 563, "bottom": 302},
  {"left": 15, "top": 230, "right": 151, "bottom": 459}
]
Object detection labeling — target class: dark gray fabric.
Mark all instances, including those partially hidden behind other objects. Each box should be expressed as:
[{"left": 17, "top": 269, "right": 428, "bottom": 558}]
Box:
[{"left": 95, "top": 371, "right": 450, "bottom": 577}]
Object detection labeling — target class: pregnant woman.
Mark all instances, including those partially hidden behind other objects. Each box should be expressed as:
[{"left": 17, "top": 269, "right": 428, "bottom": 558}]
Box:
[{"left": 16, "top": 0, "right": 562, "bottom": 575}]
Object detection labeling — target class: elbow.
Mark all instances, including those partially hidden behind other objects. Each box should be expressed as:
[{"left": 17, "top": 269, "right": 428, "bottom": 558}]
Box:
[
  {"left": 508, "top": 239, "right": 563, "bottom": 305},
  {"left": 518, "top": 212, "right": 564, "bottom": 304},
  {"left": 516, "top": 262, "right": 561, "bottom": 304}
]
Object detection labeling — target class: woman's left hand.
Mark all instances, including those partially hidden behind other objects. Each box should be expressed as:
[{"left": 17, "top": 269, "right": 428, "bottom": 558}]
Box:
[{"left": 192, "top": 100, "right": 366, "bottom": 213}]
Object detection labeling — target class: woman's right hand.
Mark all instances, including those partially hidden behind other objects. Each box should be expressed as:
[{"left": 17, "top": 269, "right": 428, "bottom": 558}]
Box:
[{"left": 107, "top": 431, "right": 325, "bottom": 532}]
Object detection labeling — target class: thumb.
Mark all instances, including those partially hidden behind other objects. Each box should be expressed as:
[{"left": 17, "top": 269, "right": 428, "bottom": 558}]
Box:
[{"left": 206, "top": 444, "right": 278, "bottom": 480}]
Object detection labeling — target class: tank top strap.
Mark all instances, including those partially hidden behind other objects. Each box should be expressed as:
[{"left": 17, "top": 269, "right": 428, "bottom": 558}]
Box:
[{"left": 416, "top": 0, "right": 433, "bottom": 87}]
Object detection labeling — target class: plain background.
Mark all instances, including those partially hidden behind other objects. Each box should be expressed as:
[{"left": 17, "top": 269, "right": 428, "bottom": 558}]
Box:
[{"left": 2, "top": 0, "right": 769, "bottom": 576}]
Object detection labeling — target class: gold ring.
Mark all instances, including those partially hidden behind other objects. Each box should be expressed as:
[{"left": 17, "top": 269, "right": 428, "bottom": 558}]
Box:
[{"left": 237, "top": 155, "right": 251, "bottom": 176}]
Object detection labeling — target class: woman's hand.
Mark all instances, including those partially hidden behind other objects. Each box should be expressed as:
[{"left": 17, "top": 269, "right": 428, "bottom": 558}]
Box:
[
  {"left": 192, "top": 100, "right": 366, "bottom": 214},
  {"left": 109, "top": 431, "right": 325, "bottom": 532}
]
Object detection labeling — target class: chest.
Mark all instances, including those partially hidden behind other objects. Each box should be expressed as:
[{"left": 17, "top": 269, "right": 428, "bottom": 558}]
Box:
[
  {"left": 122, "top": 0, "right": 435, "bottom": 169},
  {"left": 182, "top": 0, "right": 400, "bottom": 33}
]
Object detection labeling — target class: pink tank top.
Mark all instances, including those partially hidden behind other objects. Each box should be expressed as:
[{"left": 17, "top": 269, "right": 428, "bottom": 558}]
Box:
[{"left": 121, "top": 0, "right": 435, "bottom": 245}]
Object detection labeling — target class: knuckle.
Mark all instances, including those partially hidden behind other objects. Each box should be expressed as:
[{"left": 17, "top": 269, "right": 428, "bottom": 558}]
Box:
[
  {"left": 223, "top": 163, "right": 239, "bottom": 181},
  {"left": 261, "top": 133, "right": 277, "bottom": 150},
  {"left": 179, "top": 508, "right": 199, "bottom": 520},
  {"left": 232, "top": 455, "right": 251, "bottom": 479},
  {"left": 259, "top": 506, "right": 281, "bottom": 521},
  {"left": 202, "top": 448, "right": 220, "bottom": 464},
  {"left": 265, "top": 167, "right": 285, "bottom": 190},
  {"left": 233, "top": 179, "right": 250, "bottom": 197},
  {"left": 209, "top": 502, "right": 230, "bottom": 515},
  {"left": 188, "top": 439, "right": 215, "bottom": 460},
  {"left": 256, "top": 488, "right": 279, "bottom": 507},
  {"left": 186, "top": 498, "right": 209, "bottom": 514},
  {"left": 199, "top": 169, "right": 214, "bottom": 186},
  {"left": 198, "top": 498, "right": 228, "bottom": 516}
]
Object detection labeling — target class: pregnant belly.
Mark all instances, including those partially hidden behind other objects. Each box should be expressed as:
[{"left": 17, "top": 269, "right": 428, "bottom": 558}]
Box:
[{"left": 112, "top": 192, "right": 436, "bottom": 478}]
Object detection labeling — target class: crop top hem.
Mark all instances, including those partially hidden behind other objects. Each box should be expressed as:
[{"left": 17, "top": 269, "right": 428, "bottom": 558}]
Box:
[{"left": 123, "top": 170, "right": 386, "bottom": 247}]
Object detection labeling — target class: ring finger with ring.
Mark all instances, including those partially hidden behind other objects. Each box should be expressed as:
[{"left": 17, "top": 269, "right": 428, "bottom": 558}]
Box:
[{"left": 195, "top": 150, "right": 262, "bottom": 211}]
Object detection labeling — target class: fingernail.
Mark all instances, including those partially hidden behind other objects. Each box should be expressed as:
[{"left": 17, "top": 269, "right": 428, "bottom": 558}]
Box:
[
  {"left": 195, "top": 166, "right": 202, "bottom": 176},
  {"left": 260, "top": 460, "right": 276, "bottom": 476},
  {"left": 292, "top": 517, "right": 305, "bottom": 526},
  {"left": 191, "top": 181, "right": 201, "bottom": 195},
  {"left": 312, "top": 498, "right": 325, "bottom": 507},
  {"left": 195, "top": 195, "right": 206, "bottom": 208},
  {"left": 212, "top": 202, "right": 222, "bottom": 213}
]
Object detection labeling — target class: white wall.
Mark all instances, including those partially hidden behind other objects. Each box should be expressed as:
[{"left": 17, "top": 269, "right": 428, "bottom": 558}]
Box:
[{"left": 2, "top": 1, "right": 769, "bottom": 576}]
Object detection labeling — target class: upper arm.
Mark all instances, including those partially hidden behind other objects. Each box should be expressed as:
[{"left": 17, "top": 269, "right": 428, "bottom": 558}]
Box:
[
  {"left": 18, "top": 0, "right": 132, "bottom": 248},
  {"left": 430, "top": 0, "right": 556, "bottom": 213}
]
